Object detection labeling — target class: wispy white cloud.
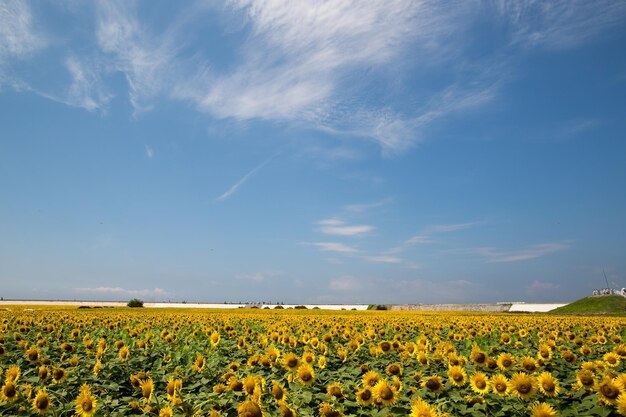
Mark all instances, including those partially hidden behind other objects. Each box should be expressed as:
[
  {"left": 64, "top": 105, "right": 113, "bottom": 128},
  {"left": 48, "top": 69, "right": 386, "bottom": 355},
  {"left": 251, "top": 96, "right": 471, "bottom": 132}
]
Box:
[
  {"left": 215, "top": 153, "right": 277, "bottom": 202},
  {"left": 63, "top": 56, "right": 113, "bottom": 111},
  {"left": 495, "top": 0, "right": 626, "bottom": 50},
  {"left": 404, "top": 235, "right": 435, "bottom": 245},
  {"left": 236, "top": 270, "right": 281, "bottom": 282},
  {"left": 306, "top": 242, "right": 359, "bottom": 254},
  {"left": 463, "top": 242, "right": 570, "bottom": 263},
  {"left": 95, "top": 0, "right": 174, "bottom": 113},
  {"left": 175, "top": 0, "right": 477, "bottom": 152},
  {"left": 389, "top": 221, "right": 480, "bottom": 254},
  {"left": 344, "top": 197, "right": 393, "bottom": 213},
  {"left": 73, "top": 286, "right": 168, "bottom": 298},
  {"left": 425, "top": 222, "right": 482, "bottom": 234},
  {"left": 317, "top": 218, "right": 343, "bottom": 226},
  {"left": 362, "top": 255, "right": 402, "bottom": 264},
  {"left": 528, "top": 280, "right": 560, "bottom": 292},
  {"left": 0, "top": 2, "right": 44, "bottom": 63},
  {"left": 329, "top": 275, "right": 359, "bottom": 291},
  {"left": 559, "top": 118, "right": 601, "bottom": 138},
  {"left": 145, "top": 145, "right": 154, "bottom": 159},
  {"left": 317, "top": 218, "right": 374, "bottom": 237}
]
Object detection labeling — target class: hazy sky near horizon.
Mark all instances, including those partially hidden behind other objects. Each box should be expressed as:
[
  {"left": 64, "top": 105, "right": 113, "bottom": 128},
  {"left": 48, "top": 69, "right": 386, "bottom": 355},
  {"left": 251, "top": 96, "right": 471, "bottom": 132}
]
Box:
[{"left": 1, "top": 1, "right": 626, "bottom": 304}]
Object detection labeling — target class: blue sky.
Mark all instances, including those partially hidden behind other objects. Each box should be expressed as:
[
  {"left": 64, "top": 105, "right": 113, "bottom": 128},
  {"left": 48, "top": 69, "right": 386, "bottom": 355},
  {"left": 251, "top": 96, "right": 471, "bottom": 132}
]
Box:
[{"left": 1, "top": 1, "right": 625, "bottom": 304}]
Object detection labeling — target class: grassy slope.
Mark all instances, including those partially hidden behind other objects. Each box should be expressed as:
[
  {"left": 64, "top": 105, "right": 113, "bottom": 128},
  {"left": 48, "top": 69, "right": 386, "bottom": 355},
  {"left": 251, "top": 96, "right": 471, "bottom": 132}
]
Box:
[{"left": 549, "top": 295, "right": 626, "bottom": 315}]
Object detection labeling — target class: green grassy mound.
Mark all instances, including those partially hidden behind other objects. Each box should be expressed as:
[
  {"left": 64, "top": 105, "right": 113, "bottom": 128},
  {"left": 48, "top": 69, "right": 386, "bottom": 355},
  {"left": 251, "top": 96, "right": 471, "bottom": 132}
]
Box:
[{"left": 550, "top": 295, "right": 626, "bottom": 315}]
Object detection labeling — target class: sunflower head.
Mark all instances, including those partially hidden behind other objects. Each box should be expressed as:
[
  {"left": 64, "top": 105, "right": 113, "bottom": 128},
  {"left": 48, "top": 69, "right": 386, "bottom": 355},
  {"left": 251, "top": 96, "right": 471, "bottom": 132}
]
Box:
[
  {"left": 32, "top": 388, "right": 51, "bottom": 415},
  {"left": 521, "top": 356, "right": 539, "bottom": 372},
  {"left": 596, "top": 377, "right": 624, "bottom": 405},
  {"left": 75, "top": 384, "right": 97, "bottom": 417},
  {"left": 140, "top": 377, "right": 154, "bottom": 402},
  {"left": 372, "top": 379, "right": 398, "bottom": 407},
  {"left": 386, "top": 363, "right": 403, "bottom": 376},
  {"left": 491, "top": 374, "right": 509, "bottom": 396},
  {"left": 410, "top": 398, "right": 440, "bottom": 417},
  {"left": 537, "top": 372, "right": 560, "bottom": 397},
  {"left": 360, "top": 371, "right": 379, "bottom": 388},
  {"left": 470, "top": 346, "right": 488, "bottom": 366},
  {"left": 296, "top": 364, "right": 315, "bottom": 386},
  {"left": 496, "top": 353, "right": 515, "bottom": 370},
  {"left": 470, "top": 372, "right": 490, "bottom": 395},
  {"left": 278, "top": 401, "right": 296, "bottom": 417},
  {"left": 327, "top": 383, "right": 343, "bottom": 400},
  {"left": 528, "top": 402, "right": 557, "bottom": 417},
  {"left": 576, "top": 369, "right": 596, "bottom": 391},
  {"left": 52, "top": 367, "right": 67, "bottom": 384},
  {"left": 604, "top": 352, "right": 621, "bottom": 367},
  {"left": 448, "top": 365, "right": 467, "bottom": 387},
  {"left": 272, "top": 380, "right": 287, "bottom": 401},
  {"left": 509, "top": 372, "right": 538, "bottom": 400},
  {"left": 237, "top": 400, "right": 264, "bottom": 417},
  {"left": 282, "top": 353, "right": 300, "bottom": 371},
  {"left": 422, "top": 375, "right": 444, "bottom": 395},
  {"left": 355, "top": 387, "right": 374, "bottom": 406},
  {"left": 319, "top": 402, "right": 344, "bottom": 417},
  {"left": 1, "top": 381, "right": 19, "bottom": 403}
]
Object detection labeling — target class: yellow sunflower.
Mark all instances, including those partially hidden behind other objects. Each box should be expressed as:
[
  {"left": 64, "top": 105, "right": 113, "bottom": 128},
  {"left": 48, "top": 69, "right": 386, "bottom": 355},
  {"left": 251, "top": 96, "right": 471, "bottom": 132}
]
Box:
[
  {"left": 521, "top": 356, "right": 539, "bottom": 373},
  {"left": 52, "top": 367, "right": 67, "bottom": 384},
  {"left": 26, "top": 346, "right": 40, "bottom": 362},
  {"left": 448, "top": 365, "right": 467, "bottom": 387},
  {"left": 159, "top": 407, "right": 173, "bottom": 417},
  {"left": 362, "top": 371, "right": 381, "bottom": 388},
  {"left": 327, "top": 382, "right": 343, "bottom": 400},
  {"left": 5, "top": 365, "right": 20, "bottom": 383},
  {"left": 496, "top": 353, "right": 515, "bottom": 371},
  {"left": 319, "top": 402, "right": 343, "bottom": 417},
  {"left": 118, "top": 346, "right": 130, "bottom": 362},
  {"left": 237, "top": 400, "right": 264, "bottom": 417},
  {"left": 604, "top": 352, "right": 621, "bottom": 367},
  {"left": 355, "top": 387, "right": 374, "bottom": 406},
  {"left": 272, "top": 380, "right": 287, "bottom": 401},
  {"left": 491, "top": 374, "right": 510, "bottom": 396},
  {"left": 596, "top": 377, "right": 623, "bottom": 405},
  {"left": 192, "top": 353, "right": 205, "bottom": 372},
  {"left": 282, "top": 352, "right": 300, "bottom": 371},
  {"left": 140, "top": 377, "right": 154, "bottom": 402},
  {"left": 469, "top": 372, "right": 490, "bottom": 395},
  {"left": 417, "top": 352, "right": 430, "bottom": 367},
  {"left": 575, "top": 369, "right": 596, "bottom": 391},
  {"left": 470, "top": 346, "right": 488, "bottom": 367},
  {"left": 318, "top": 356, "right": 327, "bottom": 369},
  {"left": 528, "top": 402, "right": 557, "bottom": 417},
  {"left": 32, "top": 387, "right": 51, "bottom": 415},
  {"left": 422, "top": 375, "right": 445, "bottom": 394},
  {"left": 378, "top": 340, "right": 393, "bottom": 354},
  {"left": 296, "top": 364, "right": 315, "bottom": 386},
  {"left": 537, "top": 344, "right": 553, "bottom": 361},
  {"left": 166, "top": 377, "right": 182, "bottom": 401},
  {"left": 210, "top": 332, "right": 221, "bottom": 347},
  {"left": 537, "top": 372, "right": 560, "bottom": 397},
  {"left": 410, "top": 397, "right": 441, "bottom": 417},
  {"left": 509, "top": 372, "right": 538, "bottom": 400},
  {"left": 1, "top": 381, "right": 19, "bottom": 403},
  {"left": 38, "top": 365, "right": 49, "bottom": 380},
  {"left": 372, "top": 379, "right": 398, "bottom": 407},
  {"left": 617, "top": 393, "right": 626, "bottom": 416},
  {"left": 301, "top": 350, "right": 315, "bottom": 365},
  {"left": 278, "top": 401, "right": 296, "bottom": 417},
  {"left": 75, "top": 384, "right": 97, "bottom": 417},
  {"left": 386, "top": 362, "right": 403, "bottom": 376}
]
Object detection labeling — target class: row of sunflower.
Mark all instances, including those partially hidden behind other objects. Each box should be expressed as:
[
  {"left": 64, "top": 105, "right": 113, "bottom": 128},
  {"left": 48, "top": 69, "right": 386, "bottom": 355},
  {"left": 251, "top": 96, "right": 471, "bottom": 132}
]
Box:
[{"left": 0, "top": 307, "right": 625, "bottom": 416}]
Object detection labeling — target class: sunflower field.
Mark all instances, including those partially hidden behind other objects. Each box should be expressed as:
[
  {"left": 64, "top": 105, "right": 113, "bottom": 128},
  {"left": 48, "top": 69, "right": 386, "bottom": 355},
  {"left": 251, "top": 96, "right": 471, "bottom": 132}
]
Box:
[{"left": 1, "top": 307, "right": 625, "bottom": 417}]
